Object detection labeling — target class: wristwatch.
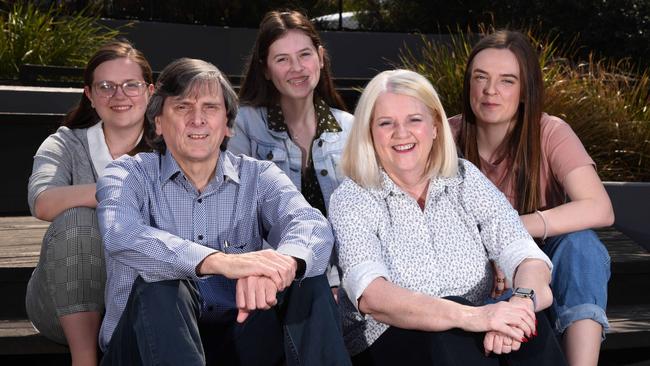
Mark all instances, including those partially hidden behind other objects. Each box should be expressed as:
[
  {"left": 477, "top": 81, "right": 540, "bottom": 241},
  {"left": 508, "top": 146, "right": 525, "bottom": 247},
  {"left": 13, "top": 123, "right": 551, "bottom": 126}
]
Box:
[{"left": 513, "top": 287, "right": 537, "bottom": 310}]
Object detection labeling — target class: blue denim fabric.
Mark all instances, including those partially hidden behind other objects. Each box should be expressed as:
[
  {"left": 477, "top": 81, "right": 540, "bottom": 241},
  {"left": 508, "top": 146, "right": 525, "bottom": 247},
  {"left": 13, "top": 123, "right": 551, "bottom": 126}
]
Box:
[
  {"left": 100, "top": 277, "right": 205, "bottom": 366},
  {"left": 542, "top": 230, "right": 610, "bottom": 339},
  {"left": 101, "top": 275, "right": 351, "bottom": 366},
  {"left": 229, "top": 105, "right": 353, "bottom": 211},
  {"left": 229, "top": 105, "right": 354, "bottom": 288},
  {"left": 486, "top": 288, "right": 514, "bottom": 304}
]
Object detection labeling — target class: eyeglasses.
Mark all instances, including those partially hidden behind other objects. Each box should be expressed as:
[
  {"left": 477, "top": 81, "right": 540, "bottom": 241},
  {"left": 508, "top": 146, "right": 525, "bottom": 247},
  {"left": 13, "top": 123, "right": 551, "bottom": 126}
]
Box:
[{"left": 93, "top": 80, "right": 148, "bottom": 98}]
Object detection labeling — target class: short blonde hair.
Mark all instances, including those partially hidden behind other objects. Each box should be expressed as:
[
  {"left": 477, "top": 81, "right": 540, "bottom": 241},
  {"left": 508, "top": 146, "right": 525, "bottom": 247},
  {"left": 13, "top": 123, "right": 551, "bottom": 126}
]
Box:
[{"left": 342, "top": 69, "right": 458, "bottom": 188}]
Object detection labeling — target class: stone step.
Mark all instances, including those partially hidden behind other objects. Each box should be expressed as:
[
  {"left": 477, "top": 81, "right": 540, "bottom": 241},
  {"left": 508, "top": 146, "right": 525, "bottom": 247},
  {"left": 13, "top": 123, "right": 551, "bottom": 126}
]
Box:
[
  {"left": 604, "top": 304, "right": 650, "bottom": 351},
  {"left": 0, "top": 320, "right": 68, "bottom": 355},
  {"left": 600, "top": 227, "right": 650, "bottom": 306},
  {"left": 0, "top": 303, "right": 647, "bottom": 356},
  {"left": 0, "top": 217, "right": 648, "bottom": 361},
  {"left": 1, "top": 217, "right": 648, "bottom": 318}
]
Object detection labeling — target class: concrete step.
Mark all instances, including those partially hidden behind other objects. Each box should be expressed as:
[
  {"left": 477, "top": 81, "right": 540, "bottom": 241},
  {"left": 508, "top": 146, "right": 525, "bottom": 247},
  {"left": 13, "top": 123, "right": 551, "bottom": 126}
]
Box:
[
  {"left": 601, "top": 227, "right": 650, "bottom": 306},
  {"left": 1, "top": 217, "right": 649, "bottom": 316},
  {"left": 0, "top": 113, "right": 62, "bottom": 215},
  {"left": 0, "top": 303, "right": 647, "bottom": 357},
  {"left": 603, "top": 304, "right": 650, "bottom": 351},
  {"left": 0, "top": 216, "right": 648, "bottom": 362},
  {"left": 0, "top": 320, "right": 68, "bottom": 355}
]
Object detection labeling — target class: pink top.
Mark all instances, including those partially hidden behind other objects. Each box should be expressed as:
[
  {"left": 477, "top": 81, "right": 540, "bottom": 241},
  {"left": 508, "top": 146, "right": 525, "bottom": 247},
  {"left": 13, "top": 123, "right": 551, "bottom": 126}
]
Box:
[{"left": 449, "top": 113, "right": 595, "bottom": 210}]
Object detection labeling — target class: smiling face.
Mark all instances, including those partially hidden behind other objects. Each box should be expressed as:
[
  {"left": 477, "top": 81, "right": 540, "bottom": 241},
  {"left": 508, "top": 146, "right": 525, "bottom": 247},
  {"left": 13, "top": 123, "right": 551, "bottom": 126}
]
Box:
[
  {"left": 85, "top": 57, "right": 152, "bottom": 130},
  {"left": 265, "top": 29, "right": 324, "bottom": 102},
  {"left": 154, "top": 83, "right": 231, "bottom": 172},
  {"left": 371, "top": 92, "right": 438, "bottom": 183},
  {"left": 469, "top": 48, "right": 522, "bottom": 128}
]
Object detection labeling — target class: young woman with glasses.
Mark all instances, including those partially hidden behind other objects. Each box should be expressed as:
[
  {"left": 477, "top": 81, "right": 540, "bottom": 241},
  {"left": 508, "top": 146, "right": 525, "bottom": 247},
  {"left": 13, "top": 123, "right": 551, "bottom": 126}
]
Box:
[{"left": 25, "top": 40, "right": 153, "bottom": 366}]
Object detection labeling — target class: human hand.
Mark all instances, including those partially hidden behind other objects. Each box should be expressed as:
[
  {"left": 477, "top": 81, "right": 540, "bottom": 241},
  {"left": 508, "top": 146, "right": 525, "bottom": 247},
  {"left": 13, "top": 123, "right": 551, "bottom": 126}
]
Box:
[
  {"left": 331, "top": 286, "right": 339, "bottom": 303},
  {"left": 472, "top": 301, "right": 536, "bottom": 340},
  {"left": 484, "top": 331, "right": 522, "bottom": 356},
  {"left": 508, "top": 295, "right": 537, "bottom": 335},
  {"left": 200, "top": 249, "right": 297, "bottom": 290},
  {"left": 490, "top": 261, "right": 509, "bottom": 299},
  {"left": 235, "top": 275, "right": 279, "bottom": 323}
]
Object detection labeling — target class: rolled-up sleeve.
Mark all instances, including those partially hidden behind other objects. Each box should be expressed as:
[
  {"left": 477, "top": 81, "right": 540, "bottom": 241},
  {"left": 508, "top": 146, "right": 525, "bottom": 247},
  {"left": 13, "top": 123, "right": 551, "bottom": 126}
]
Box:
[
  {"left": 459, "top": 161, "right": 552, "bottom": 285},
  {"left": 329, "top": 179, "right": 390, "bottom": 311}
]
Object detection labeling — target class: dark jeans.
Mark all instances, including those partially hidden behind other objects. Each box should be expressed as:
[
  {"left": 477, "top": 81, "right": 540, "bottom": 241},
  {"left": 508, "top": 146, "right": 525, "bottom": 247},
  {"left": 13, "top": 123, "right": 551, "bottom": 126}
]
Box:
[
  {"left": 101, "top": 274, "right": 351, "bottom": 366},
  {"left": 352, "top": 297, "right": 567, "bottom": 366}
]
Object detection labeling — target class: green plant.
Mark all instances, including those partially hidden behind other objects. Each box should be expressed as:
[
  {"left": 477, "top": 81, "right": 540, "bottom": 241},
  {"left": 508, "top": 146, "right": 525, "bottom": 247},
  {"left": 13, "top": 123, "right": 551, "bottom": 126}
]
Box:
[
  {"left": 399, "top": 28, "right": 473, "bottom": 116},
  {"left": 543, "top": 56, "right": 650, "bottom": 181},
  {"left": 0, "top": 1, "right": 121, "bottom": 79},
  {"left": 400, "top": 28, "right": 650, "bottom": 181}
]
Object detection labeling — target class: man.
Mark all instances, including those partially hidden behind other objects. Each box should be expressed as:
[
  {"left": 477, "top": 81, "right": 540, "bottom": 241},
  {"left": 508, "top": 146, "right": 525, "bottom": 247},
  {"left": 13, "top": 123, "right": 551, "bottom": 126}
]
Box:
[{"left": 96, "top": 58, "right": 349, "bottom": 365}]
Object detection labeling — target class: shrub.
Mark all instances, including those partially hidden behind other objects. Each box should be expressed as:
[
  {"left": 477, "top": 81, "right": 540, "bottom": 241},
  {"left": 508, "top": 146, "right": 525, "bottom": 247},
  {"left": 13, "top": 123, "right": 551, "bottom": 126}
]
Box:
[
  {"left": 400, "top": 29, "right": 650, "bottom": 182},
  {"left": 0, "top": 2, "right": 121, "bottom": 79},
  {"left": 351, "top": 0, "right": 650, "bottom": 69}
]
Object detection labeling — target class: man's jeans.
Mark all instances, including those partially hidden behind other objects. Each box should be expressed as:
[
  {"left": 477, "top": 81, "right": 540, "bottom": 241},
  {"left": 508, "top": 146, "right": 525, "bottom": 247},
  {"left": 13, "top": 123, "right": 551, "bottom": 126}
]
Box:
[
  {"left": 542, "top": 230, "right": 611, "bottom": 339},
  {"left": 101, "top": 274, "right": 351, "bottom": 365}
]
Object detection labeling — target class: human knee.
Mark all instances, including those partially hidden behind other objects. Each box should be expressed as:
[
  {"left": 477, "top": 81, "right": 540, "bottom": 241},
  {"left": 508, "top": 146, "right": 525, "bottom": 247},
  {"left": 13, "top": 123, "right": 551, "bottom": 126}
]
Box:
[
  {"left": 555, "top": 231, "right": 610, "bottom": 268},
  {"left": 49, "top": 207, "right": 100, "bottom": 239},
  {"left": 131, "top": 278, "right": 200, "bottom": 318}
]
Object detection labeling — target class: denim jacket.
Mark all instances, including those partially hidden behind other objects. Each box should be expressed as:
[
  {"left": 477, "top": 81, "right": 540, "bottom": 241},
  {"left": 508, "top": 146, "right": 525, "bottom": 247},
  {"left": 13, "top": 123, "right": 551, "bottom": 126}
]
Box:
[
  {"left": 228, "top": 105, "right": 353, "bottom": 287},
  {"left": 229, "top": 105, "right": 353, "bottom": 211}
]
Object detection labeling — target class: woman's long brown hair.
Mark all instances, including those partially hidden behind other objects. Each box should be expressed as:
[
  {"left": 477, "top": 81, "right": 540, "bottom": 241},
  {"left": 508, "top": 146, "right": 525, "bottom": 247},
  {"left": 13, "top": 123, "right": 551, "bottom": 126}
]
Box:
[
  {"left": 238, "top": 10, "right": 346, "bottom": 111},
  {"left": 459, "top": 30, "right": 543, "bottom": 214},
  {"left": 63, "top": 40, "right": 154, "bottom": 155}
]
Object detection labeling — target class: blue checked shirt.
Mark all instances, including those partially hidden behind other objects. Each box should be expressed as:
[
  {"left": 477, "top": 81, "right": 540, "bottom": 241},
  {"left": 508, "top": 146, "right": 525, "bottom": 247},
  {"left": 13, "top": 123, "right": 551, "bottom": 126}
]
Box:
[{"left": 96, "top": 150, "right": 334, "bottom": 351}]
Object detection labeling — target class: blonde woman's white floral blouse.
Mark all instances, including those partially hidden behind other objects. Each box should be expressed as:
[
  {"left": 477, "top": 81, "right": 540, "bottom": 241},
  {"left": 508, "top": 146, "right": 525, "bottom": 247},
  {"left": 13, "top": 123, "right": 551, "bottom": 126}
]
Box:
[{"left": 329, "top": 159, "right": 552, "bottom": 355}]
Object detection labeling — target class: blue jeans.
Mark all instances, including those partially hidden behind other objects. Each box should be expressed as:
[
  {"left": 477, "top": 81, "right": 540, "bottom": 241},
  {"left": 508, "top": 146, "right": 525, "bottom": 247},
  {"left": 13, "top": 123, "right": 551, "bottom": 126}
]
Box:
[
  {"left": 542, "top": 230, "right": 610, "bottom": 338},
  {"left": 101, "top": 274, "right": 351, "bottom": 366}
]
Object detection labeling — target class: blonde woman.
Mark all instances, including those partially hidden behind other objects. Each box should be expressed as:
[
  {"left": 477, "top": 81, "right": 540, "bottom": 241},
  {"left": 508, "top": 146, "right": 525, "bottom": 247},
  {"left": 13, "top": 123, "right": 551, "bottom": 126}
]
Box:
[{"left": 329, "top": 69, "right": 566, "bottom": 365}]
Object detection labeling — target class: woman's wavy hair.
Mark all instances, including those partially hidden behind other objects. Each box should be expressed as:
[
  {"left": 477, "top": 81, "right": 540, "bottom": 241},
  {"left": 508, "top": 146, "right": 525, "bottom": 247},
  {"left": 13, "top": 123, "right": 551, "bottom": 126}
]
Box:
[
  {"left": 238, "top": 10, "right": 346, "bottom": 110},
  {"left": 458, "top": 30, "right": 543, "bottom": 214},
  {"left": 63, "top": 40, "right": 154, "bottom": 154}
]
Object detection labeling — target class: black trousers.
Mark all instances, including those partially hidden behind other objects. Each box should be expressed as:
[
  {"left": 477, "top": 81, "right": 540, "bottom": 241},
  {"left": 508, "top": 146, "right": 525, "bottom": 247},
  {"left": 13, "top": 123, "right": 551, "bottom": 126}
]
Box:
[{"left": 352, "top": 297, "right": 567, "bottom": 366}]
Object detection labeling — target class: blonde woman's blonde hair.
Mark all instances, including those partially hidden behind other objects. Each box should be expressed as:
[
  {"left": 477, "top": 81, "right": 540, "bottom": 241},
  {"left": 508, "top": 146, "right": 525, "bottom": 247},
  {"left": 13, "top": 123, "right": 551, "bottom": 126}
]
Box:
[{"left": 342, "top": 69, "right": 458, "bottom": 188}]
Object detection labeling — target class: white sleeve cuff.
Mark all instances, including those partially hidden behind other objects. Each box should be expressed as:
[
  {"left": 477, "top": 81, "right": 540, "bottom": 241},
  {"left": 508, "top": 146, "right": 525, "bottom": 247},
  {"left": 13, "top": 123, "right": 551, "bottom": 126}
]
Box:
[
  {"left": 342, "top": 261, "right": 390, "bottom": 312},
  {"left": 277, "top": 243, "right": 315, "bottom": 279},
  {"left": 498, "top": 238, "right": 553, "bottom": 287}
]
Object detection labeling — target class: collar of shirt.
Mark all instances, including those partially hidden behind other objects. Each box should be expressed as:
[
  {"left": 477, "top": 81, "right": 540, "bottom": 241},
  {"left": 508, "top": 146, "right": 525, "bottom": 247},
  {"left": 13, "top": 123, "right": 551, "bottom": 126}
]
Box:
[
  {"left": 160, "top": 151, "right": 241, "bottom": 192},
  {"left": 370, "top": 165, "right": 464, "bottom": 203},
  {"left": 87, "top": 121, "right": 113, "bottom": 178},
  {"left": 87, "top": 121, "right": 145, "bottom": 177},
  {"left": 266, "top": 97, "right": 342, "bottom": 137}
]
